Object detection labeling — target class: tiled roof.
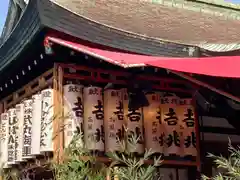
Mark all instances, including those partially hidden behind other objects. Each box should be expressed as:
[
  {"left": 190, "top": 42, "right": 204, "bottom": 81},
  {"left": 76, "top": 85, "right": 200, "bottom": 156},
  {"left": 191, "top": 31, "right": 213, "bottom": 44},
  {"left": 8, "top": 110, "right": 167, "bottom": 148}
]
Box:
[{"left": 51, "top": 0, "right": 240, "bottom": 45}]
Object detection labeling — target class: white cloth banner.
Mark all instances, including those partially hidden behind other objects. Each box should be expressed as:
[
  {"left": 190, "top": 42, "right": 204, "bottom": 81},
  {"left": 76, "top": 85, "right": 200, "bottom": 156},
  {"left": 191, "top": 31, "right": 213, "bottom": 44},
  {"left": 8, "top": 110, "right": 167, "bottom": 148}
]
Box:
[
  {"left": 22, "top": 99, "right": 33, "bottom": 158},
  {"left": 40, "top": 88, "right": 54, "bottom": 152},
  {"left": 83, "top": 87, "right": 104, "bottom": 151},
  {"left": 161, "top": 96, "right": 181, "bottom": 156},
  {"left": 7, "top": 108, "right": 17, "bottom": 164},
  {"left": 0, "top": 113, "right": 9, "bottom": 168},
  {"left": 63, "top": 84, "right": 84, "bottom": 148},
  {"left": 143, "top": 93, "right": 163, "bottom": 153},
  {"left": 104, "top": 89, "right": 124, "bottom": 152},
  {"left": 31, "top": 93, "right": 42, "bottom": 155},
  {"left": 178, "top": 99, "right": 197, "bottom": 157},
  {"left": 15, "top": 103, "right": 25, "bottom": 161},
  {"left": 123, "top": 89, "right": 144, "bottom": 154}
]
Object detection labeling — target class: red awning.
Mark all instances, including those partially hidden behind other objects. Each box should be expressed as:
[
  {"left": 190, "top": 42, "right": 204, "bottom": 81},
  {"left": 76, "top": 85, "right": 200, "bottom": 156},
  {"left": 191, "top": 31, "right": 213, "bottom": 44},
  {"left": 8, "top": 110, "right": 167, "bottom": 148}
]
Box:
[{"left": 45, "top": 36, "right": 240, "bottom": 78}]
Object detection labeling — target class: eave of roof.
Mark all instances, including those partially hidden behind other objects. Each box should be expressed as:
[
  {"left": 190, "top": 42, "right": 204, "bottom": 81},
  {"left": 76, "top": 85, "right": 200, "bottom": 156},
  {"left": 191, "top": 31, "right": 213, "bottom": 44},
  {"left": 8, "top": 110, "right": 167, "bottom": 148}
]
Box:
[
  {"left": 0, "top": 0, "right": 41, "bottom": 72},
  {"left": 51, "top": 0, "right": 240, "bottom": 46},
  {"left": 0, "top": 0, "right": 198, "bottom": 75}
]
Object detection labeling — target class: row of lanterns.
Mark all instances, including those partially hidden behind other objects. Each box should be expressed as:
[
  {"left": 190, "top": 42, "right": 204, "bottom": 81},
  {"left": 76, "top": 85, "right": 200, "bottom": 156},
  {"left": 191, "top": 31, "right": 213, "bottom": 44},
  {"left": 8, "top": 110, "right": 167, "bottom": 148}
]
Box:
[
  {"left": 0, "top": 89, "right": 54, "bottom": 168},
  {"left": 64, "top": 84, "right": 197, "bottom": 156},
  {"left": 0, "top": 84, "right": 197, "bottom": 168}
]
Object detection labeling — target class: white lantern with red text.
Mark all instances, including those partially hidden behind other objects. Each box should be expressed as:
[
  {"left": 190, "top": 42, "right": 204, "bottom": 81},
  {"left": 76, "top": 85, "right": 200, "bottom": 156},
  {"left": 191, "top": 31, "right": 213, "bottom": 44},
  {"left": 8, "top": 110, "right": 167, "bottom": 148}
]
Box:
[
  {"left": 123, "top": 89, "right": 144, "bottom": 154},
  {"left": 22, "top": 99, "right": 34, "bottom": 159},
  {"left": 143, "top": 93, "right": 163, "bottom": 153},
  {"left": 15, "top": 103, "right": 25, "bottom": 162},
  {"left": 63, "top": 84, "right": 84, "bottom": 148},
  {"left": 161, "top": 96, "right": 181, "bottom": 156},
  {"left": 83, "top": 87, "right": 104, "bottom": 152},
  {"left": 104, "top": 89, "right": 124, "bottom": 152},
  {"left": 31, "top": 93, "right": 42, "bottom": 155},
  {"left": 0, "top": 113, "right": 9, "bottom": 168},
  {"left": 40, "top": 88, "right": 54, "bottom": 152}
]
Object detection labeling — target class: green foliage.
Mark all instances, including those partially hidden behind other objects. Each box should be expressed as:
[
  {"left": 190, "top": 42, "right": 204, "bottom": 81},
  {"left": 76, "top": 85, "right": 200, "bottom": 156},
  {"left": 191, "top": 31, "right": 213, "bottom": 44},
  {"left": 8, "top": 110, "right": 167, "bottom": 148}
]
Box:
[
  {"left": 107, "top": 129, "right": 162, "bottom": 180},
  {"left": 0, "top": 168, "right": 21, "bottom": 180},
  {"left": 52, "top": 128, "right": 163, "bottom": 180},
  {"left": 202, "top": 141, "right": 240, "bottom": 180},
  {"left": 51, "top": 134, "right": 107, "bottom": 180}
]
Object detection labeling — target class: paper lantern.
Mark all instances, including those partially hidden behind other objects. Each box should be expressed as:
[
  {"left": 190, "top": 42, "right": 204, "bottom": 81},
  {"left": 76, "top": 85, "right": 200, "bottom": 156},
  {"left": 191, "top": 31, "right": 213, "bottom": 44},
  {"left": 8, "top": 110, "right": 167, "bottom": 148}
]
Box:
[
  {"left": 143, "top": 93, "right": 163, "bottom": 153},
  {"left": 7, "top": 108, "right": 18, "bottom": 164},
  {"left": 31, "top": 93, "right": 42, "bottom": 155},
  {"left": 177, "top": 99, "right": 197, "bottom": 157},
  {"left": 63, "top": 84, "right": 84, "bottom": 148},
  {"left": 0, "top": 113, "right": 9, "bottom": 168},
  {"left": 161, "top": 96, "right": 181, "bottom": 156},
  {"left": 15, "top": 103, "right": 25, "bottom": 162},
  {"left": 123, "top": 89, "right": 144, "bottom": 154},
  {"left": 83, "top": 86, "right": 104, "bottom": 151},
  {"left": 40, "top": 88, "right": 54, "bottom": 152},
  {"left": 104, "top": 89, "right": 124, "bottom": 152},
  {"left": 22, "top": 99, "right": 34, "bottom": 159}
]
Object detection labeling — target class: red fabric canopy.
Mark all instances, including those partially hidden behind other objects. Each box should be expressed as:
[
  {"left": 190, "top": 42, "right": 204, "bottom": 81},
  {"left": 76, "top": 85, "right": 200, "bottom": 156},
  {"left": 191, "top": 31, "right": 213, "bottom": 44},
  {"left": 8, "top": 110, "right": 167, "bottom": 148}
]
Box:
[{"left": 46, "top": 36, "right": 240, "bottom": 78}]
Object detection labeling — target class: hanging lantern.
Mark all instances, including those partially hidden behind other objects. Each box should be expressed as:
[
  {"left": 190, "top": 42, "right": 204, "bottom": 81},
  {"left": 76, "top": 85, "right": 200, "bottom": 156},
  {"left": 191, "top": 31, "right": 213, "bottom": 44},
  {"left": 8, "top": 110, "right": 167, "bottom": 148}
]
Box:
[
  {"left": 104, "top": 89, "right": 124, "bottom": 152},
  {"left": 177, "top": 99, "right": 197, "bottom": 158},
  {"left": 0, "top": 113, "right": 9, "bottom": 168},
  {"left": 83, "top": 86, "right": 104, "bottom": 152},
  {"left": 7, "top": 108, "right": 17, "bottom": 165},
  {"left": 40, "top": 88, "right": 54, "bottom": 152},
  {"left": 31, "top": 93, "right": 42, "bottom": 155},
  {"left": 63, "top": 84, "right": 84, "bottom": 148},
  {"left": 123, "top": 89, "right": 144, "bottom": 154},
  {"left": 22, "top": 99, "right": 34, "bottom": 159},
  {"left": 15, "top": 103, "right": 25, "bottom": 162},
  {"left": 143, "top": 93, "right": 163, "bottom": 154},
  {"left": 161, "top": 96, "right": 181, "bottom": 157}
]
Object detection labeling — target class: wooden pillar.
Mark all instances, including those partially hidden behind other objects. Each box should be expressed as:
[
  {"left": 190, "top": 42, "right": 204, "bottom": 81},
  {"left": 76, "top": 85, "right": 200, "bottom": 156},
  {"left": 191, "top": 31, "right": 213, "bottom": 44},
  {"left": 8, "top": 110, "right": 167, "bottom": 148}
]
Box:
[
  {"left": 53, "top": 63, "right": 64, "bottom": 162},
  {"left": 193, "top": 95, "right": 201, "bottom": 173}
]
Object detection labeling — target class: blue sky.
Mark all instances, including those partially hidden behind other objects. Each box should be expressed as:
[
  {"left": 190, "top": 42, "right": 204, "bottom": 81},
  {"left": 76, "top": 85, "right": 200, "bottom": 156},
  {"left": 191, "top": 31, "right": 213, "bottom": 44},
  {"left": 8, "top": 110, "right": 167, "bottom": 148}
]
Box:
[
  {"left": 0, "top": 0, "right": 9, "bottom": 33},
  {"left": 0, "top": 0, "right": 239, "bottom": 33}
]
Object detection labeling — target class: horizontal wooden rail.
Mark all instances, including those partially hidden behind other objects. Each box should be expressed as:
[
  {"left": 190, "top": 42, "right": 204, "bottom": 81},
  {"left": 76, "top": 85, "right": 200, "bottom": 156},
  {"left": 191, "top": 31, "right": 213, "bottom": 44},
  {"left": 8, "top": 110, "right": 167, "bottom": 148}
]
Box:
[
  {"left": 81, "top": 156, "right": 197, "bottom": 167},
  {"left": 57, "top": 63, "right": 193, "bottom": 94},
  {"left": 2, "top": 69, "right": 53, "bottom": 109}
]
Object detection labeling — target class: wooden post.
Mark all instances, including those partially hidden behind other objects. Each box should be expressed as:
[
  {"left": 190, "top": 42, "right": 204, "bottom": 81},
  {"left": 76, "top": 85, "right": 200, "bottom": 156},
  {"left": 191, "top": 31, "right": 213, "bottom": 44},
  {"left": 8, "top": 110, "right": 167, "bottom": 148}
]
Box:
[
  {"left": 193, "top": 96, "right": 201, "bottom": 172},
  {"left": 53, "top": 63, "right": 64, "bottom": 162}
]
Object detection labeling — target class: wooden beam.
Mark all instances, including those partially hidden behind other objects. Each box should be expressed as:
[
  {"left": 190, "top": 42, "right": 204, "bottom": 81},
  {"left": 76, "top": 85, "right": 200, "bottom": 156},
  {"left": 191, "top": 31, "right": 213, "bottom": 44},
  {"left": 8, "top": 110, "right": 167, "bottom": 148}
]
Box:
[{"left": 171, "top": 71, "right": 240, "bottom": 103}]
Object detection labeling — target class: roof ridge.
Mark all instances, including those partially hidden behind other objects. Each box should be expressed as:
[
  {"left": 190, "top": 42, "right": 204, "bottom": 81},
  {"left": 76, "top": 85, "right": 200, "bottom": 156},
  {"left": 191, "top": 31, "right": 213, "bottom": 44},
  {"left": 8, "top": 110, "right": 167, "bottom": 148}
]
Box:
[
  {"left": 150, "top": 0, "right": 240, "bottom": 20},
  {"left": 196, "top": 0, "right": 240, "bottom": 10}
]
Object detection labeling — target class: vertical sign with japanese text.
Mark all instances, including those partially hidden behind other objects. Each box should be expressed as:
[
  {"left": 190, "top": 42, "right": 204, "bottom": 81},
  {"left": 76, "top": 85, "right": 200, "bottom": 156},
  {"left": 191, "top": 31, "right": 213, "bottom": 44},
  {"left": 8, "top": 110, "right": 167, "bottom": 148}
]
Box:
[
  {"left": 177, "top": 99, "right": 197, "bottom": 157},
  {"left": 15, "top": 103, "right": 24, "bottom": 162},
  {"left": 22, "top": 99, "right": 33, "bottom": 158},
  {"left": 104, "top": 89, "right": 124, "bottom": 152},
  {"left": 0, "top": 113, "right": 9, "bottom": 168},
  {"left": 63, "top": 84, "right": 84, "bottom": 148},
  {"left": 7, "top": 108, "right": 17, "bottom": 164},
  {"left": 161, "top": 96, "right": 181, "bottom": 156},
  {"left": 83, "top": 87, "right": 104, "bottom": 151},
  {"left": 143, "top": 93, "right": 163, "bottom": 153},
  {"left": 40, "top": 88, "right": 54, "bottom": 152},
  {"left": 31, "top": 93, "right": 42, "bottom": 155},
  {"left": 123, "top": 89, "right": 144, "bottom": 154}
]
